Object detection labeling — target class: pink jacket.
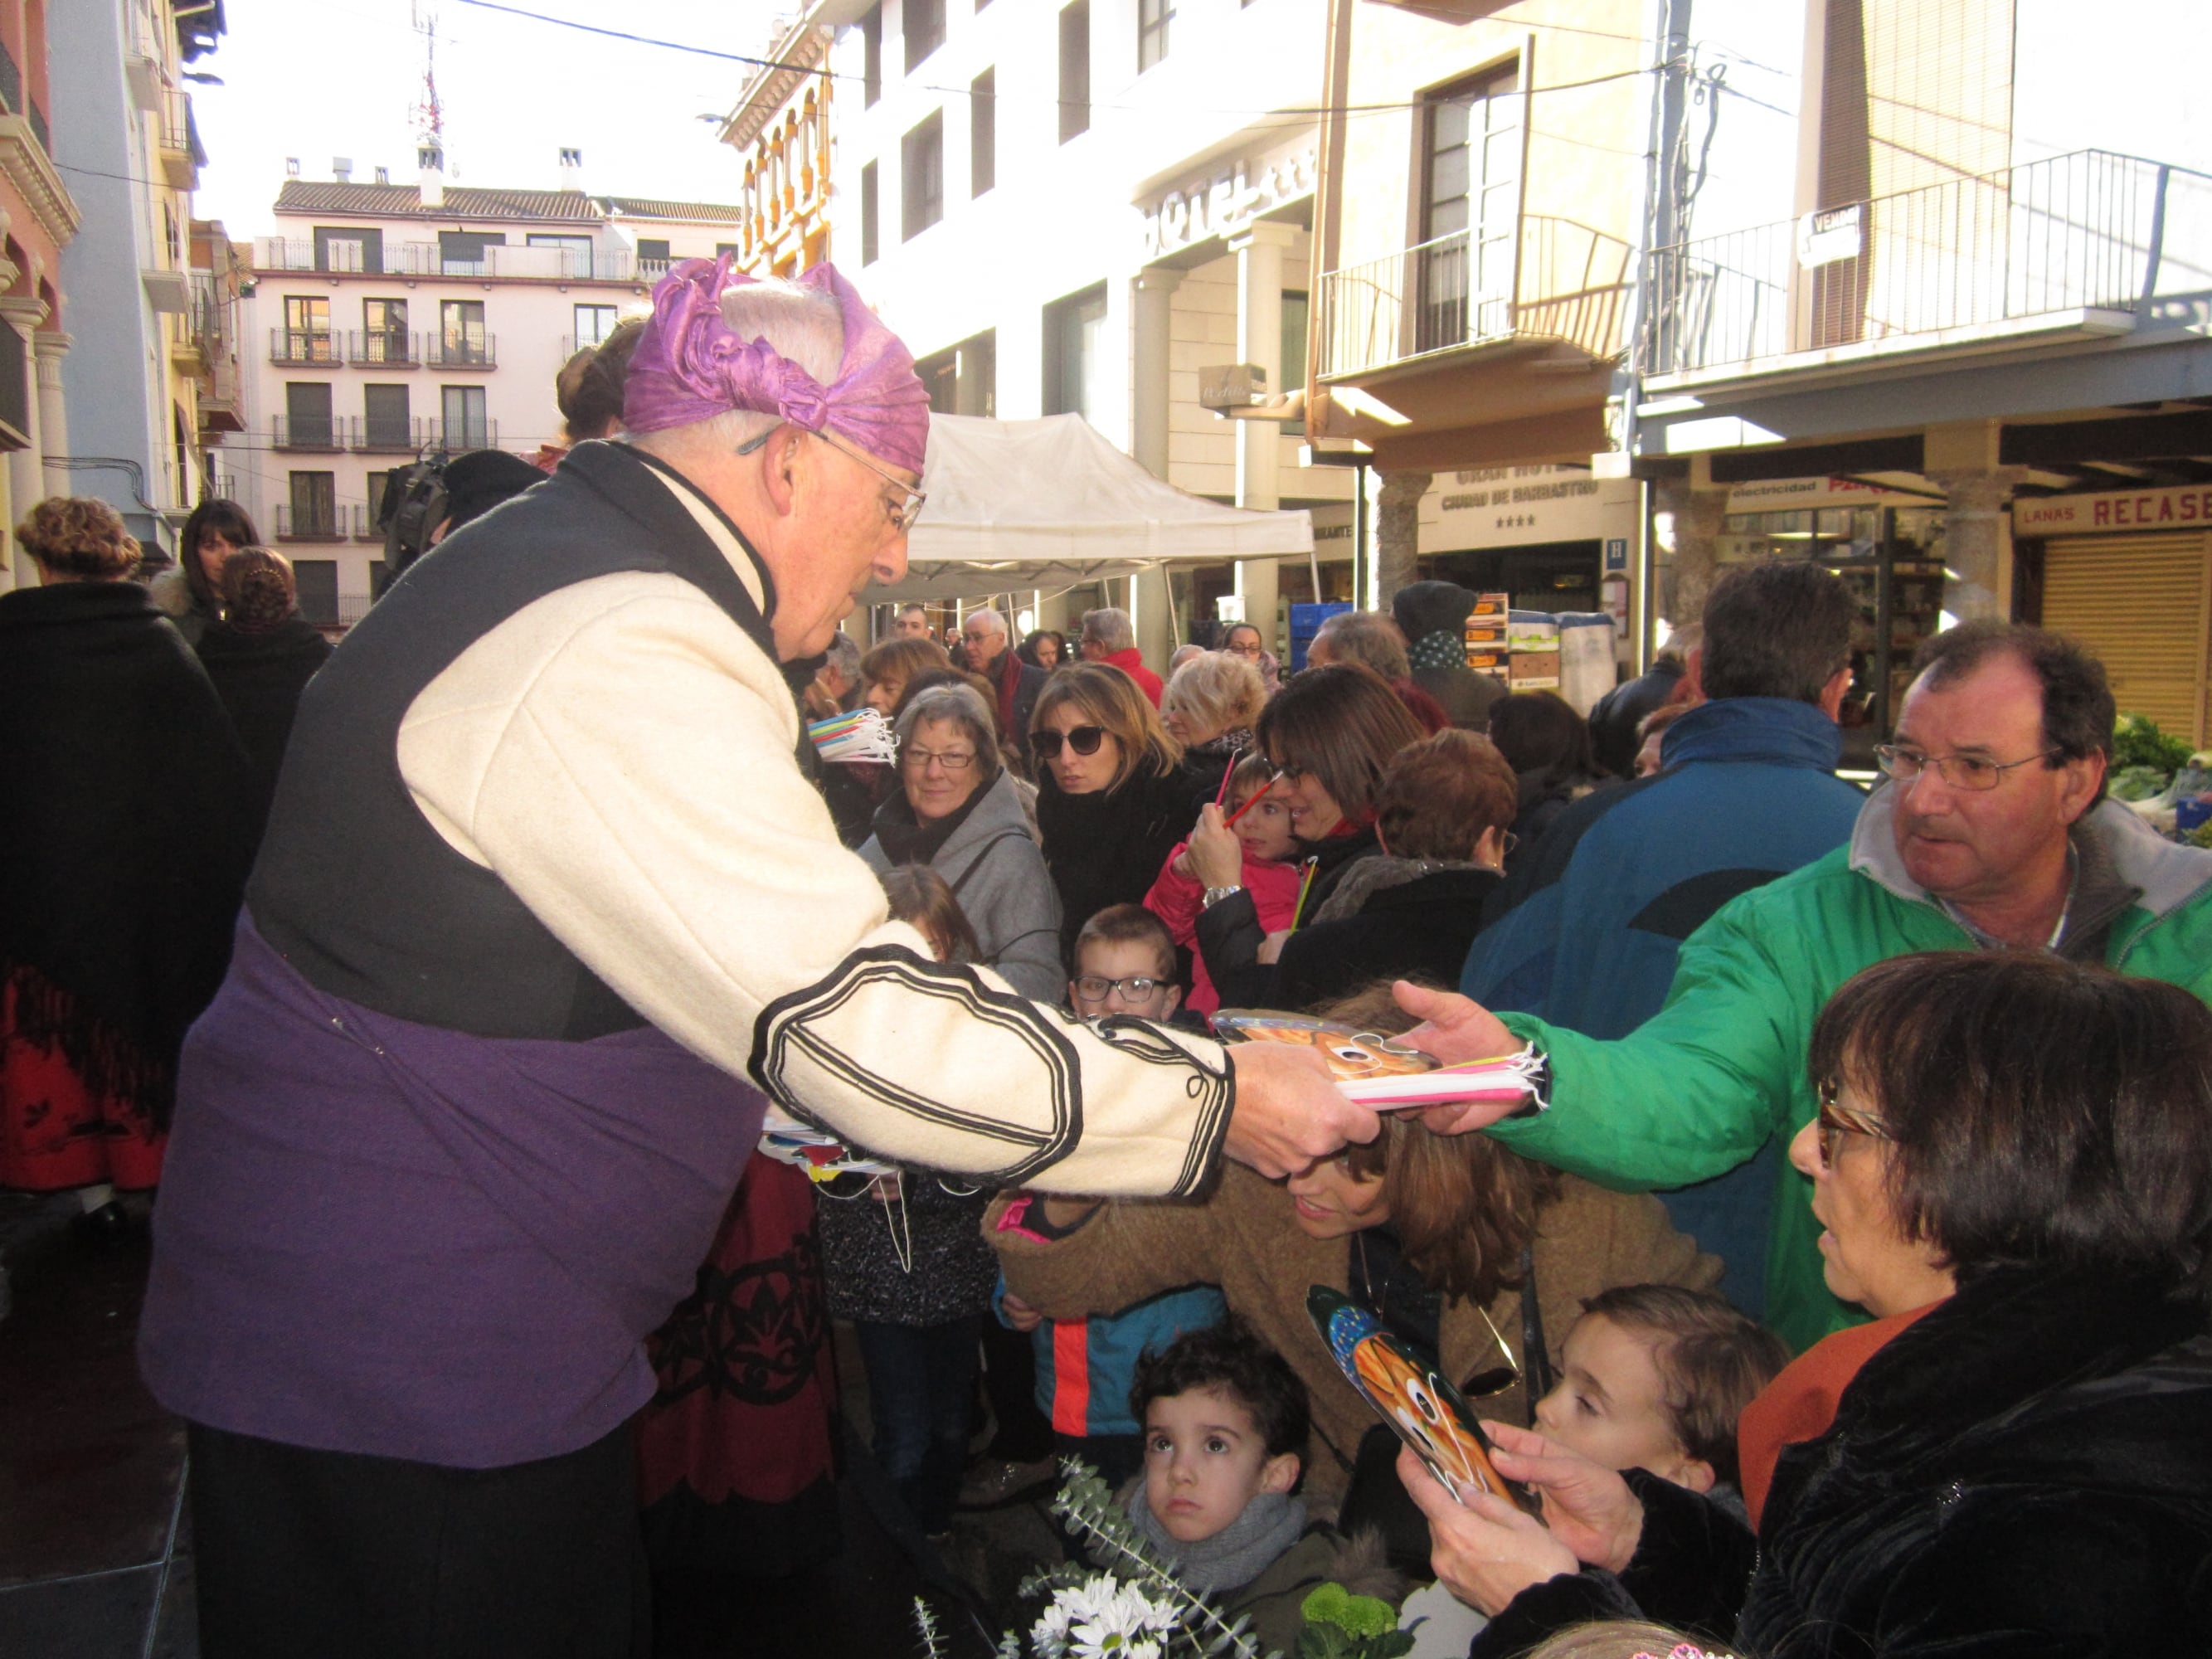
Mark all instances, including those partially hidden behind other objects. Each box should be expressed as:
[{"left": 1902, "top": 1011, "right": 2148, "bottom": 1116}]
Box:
[{"left": 1143, "top": 844, "right": 1304, "bottom": 1015}]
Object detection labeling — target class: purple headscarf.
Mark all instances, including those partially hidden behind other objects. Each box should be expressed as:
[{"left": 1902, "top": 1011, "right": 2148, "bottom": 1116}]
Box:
[{"left": 622, "top": 255, "right": 931, "bottom": 474}]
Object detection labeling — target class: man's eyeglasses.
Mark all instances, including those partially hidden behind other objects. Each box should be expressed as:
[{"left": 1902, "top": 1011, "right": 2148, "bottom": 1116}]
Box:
[
  {"left": 1033, "top": 725, "right": 1108, "bottom": 760},
  {"left": 737, "top": 423, "right": 926, "bottom": 533},
  {"left": 902, "top": 746, "right": 976, "bottom": 773},
  {"left": 1073, "top": 975, "right": 1165, "bottom": 1004},
  {"left": 1874, "top": 744, "right": 2060, "bottom": 791},
  {"left": 1815, "top": 1076, "right": 1893, "bottom": 1168}
]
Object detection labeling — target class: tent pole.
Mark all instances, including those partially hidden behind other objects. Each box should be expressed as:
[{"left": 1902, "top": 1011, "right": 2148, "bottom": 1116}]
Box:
[{"left": 1164, "top": 567, "right": 1181, "bottom": 647}]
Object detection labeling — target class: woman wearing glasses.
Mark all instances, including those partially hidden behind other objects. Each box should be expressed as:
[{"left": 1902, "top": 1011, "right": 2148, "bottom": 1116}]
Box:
[
  {"left": 1407, "top": 952, "right": 2212, "bottom": 1659},
  {"left": 1031, "top": 663, "right": 1211, "bottom": 969},
  {"left": 989, "top": 985, "right": 1718, "bottom": 1515},
  {"left": 858, "top": 683, "right": 1062, "bottom": 1000}
]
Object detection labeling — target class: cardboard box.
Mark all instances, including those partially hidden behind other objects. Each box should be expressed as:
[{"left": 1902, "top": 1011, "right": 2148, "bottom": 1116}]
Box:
[
  {"left": 1470, "top": 591, "right": 1510, "bottom": 620},
  {"left": 1466, "top": 649, "right": 1510, "bottom": 674},
  {"left": 1463, "top": 622, "right": 1508, "bottom": 648},
  {"left": 1508, "top": 620, "right": 1561, "bottom": 651},
  {"left": 1509, "top": 650, "right": 1561, "bottom": 688}
]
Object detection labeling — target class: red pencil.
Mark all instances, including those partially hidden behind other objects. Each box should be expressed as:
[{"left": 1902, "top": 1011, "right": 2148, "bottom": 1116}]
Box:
[{"left": 1220, "top": 770, "right": 1282, "bottom": 830}]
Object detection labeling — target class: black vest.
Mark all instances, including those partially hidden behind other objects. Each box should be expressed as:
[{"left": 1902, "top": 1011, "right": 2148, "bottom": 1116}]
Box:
[{"left": 247, "top": 441, "right": 781, "bottom": 1040}]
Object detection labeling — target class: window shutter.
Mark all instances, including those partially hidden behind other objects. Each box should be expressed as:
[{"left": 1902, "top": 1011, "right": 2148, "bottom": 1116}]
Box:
[{"left": 2040, "top": 532, "right": 2211, "bottom": 746}]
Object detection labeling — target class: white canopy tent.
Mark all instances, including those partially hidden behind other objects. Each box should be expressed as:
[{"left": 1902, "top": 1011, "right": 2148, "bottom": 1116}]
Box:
[{"left": 861, "top": 413, "right": 1313, "bottom": 606}]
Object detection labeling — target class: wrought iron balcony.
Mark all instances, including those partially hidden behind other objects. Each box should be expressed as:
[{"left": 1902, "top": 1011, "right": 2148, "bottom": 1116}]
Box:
[
  {"left": 354, "top": 414, "right": 426, "bottom": 453},
  {"left": 348, "top": 329, "right": 421, "bottom": 367},
  {"left": 1317, "top": 216, "right": 1633, "bottom": 382},
  {"left": 275, "top": 502, "right": 347, "bottom": 542},
  {"left": 421, "top": 417, "right": 499, "bottom": 450},
  {"left": 423, "top": 333, "right": 497, "bottom": 369},
  {"left": 1640, "top": 148, "right": 2204, "bottom": 384},
  {"left": 270, "top": 416, "right": 342, "bottom": 451},
  {"left": 270, "top": 327, "right": 339, "bottom": 366}
]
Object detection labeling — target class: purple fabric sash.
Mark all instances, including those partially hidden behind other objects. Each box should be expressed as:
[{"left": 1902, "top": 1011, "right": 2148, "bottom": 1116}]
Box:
[{"left": 139, "top": 915, "right": 763, "bottom": 1467}]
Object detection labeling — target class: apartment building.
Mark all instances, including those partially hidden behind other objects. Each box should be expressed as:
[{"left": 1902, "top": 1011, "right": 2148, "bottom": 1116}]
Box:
[
  {"left": 50, "top": 0, "right": 223, "bottom": 564},
  {"left": 0, "top": 0, "right": 73, "bottom": 591},
  {"left": 799, "top": 0, "right": 1355, "bottom": 657},
  {"left": 235, "top": 152, "right": 743, "bottom": 625}
]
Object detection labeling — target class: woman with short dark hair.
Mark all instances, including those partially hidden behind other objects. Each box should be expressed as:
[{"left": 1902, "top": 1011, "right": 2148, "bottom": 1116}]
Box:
[
  {"left": 1413, "top": 951, "right": 2212, "bottom": 1658},
  {"left": 0, "top": 499, "right": 255, "bottom": 1214},
  {"left": 155, "top": 497, "right": 261, "bottom": 645}
]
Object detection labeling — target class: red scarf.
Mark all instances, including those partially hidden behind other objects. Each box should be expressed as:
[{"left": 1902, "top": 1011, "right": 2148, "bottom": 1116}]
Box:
[{"left": 1737, "top": 1299, "right": 1942, "bottom": 1528}]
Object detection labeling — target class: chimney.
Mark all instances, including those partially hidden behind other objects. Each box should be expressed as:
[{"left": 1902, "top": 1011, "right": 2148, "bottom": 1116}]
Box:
[
  {"left": 558, "top": 146, "right": 582, "bottom": 192},
  {"left": 284, "top": 156, "right": 300, "bottom": 177},
  {"left": 333, "top": 156, "right": 352, "bottom": 182},
  {"left": 374, "top": 164, "right": 390, "bottom": 185},
  {"left": 418, "top": 143, "right": 445, "bottom": 210}
]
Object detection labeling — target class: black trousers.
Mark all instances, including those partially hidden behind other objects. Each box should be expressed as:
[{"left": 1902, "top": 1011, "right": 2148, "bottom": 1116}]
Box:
[{"left": 187, "top": 1420, "right": 649, "bottom": 1659}]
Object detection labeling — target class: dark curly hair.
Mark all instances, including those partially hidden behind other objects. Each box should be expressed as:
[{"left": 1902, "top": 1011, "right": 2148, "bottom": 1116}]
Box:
[
  {"left": 218, "top": 547, "right": 299, "bottom": 635},
  {"left": 1129, "top": 1316, "right": 1310, "bottom": 1462},
  {"left": 17, "top": 496, "right": 141, "bottom": 580},
  {"left": 1910, "top": 620, "right": 2115, "bottom": 802}
]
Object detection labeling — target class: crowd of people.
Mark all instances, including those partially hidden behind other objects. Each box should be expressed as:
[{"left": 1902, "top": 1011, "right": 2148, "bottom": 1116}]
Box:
[{"left": 2, "top": 251, "right": 2209, "bottom": 1659}]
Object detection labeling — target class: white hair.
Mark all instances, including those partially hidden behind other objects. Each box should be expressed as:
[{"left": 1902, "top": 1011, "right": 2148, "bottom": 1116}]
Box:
[
  {"left": 1082, "top": 606, "right": 1135, "bottom": 654},
  {"left": 625, "top": 275, "right": 846, "bottom": 454},
  {"left": 965, "top": 607, "right": 1008, "bottom": 639},
  {"left": 824, "top": 630, "right": 862, "bottom": 679}
]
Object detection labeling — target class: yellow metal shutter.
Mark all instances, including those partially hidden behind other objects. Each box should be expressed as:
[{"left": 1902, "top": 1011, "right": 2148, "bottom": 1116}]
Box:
[{"left": 2041, "top": 532, "right": 2211, "bottom": 747}]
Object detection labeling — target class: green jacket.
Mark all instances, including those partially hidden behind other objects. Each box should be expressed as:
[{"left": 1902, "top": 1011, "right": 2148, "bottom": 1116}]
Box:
[{"left": 1490, "top": 792, "right": 2212, "bottom": 1352}]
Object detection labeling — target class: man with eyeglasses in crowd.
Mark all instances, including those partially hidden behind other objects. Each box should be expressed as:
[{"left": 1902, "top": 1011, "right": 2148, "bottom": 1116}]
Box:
[
  {"left": 1398, "top": 618, "right": 2212, "bottom": 1354},
  {"left": 139, "top": 257, "right": 1372, "bottom": 1656},
  {"left": 960, "top": 605, "right": 1048, "bottom": 764}
]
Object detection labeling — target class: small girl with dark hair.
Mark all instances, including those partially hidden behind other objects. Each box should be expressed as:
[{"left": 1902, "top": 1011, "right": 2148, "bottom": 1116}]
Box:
[{"left": 195, "top": 548, "right": 333, "bottom": 844}]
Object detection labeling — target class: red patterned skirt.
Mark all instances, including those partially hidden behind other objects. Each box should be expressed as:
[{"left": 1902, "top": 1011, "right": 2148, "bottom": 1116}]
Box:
[{"left": 0, "top": 968, "right": 167, "bottom": 1190}]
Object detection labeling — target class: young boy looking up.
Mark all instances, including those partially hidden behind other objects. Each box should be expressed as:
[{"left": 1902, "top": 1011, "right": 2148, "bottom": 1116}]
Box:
[
  {"left": 1121, "top": 1321, "right": 1396, "bottom": 1654},
  {"left": 1534, "top": 1284, "right": 1788, "bottom": 1505},
  {"left": 987, "top": 907, "right": 1226, "bottom": 1496},
  {"left": 1144, "top": 755, "right": 1302, "bottom": 1015}
]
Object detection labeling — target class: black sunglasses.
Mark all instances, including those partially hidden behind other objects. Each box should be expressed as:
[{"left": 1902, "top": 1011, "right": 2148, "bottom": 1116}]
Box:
[{"left": 1033, "top": 725, "right": 1107, "bottom": 760}]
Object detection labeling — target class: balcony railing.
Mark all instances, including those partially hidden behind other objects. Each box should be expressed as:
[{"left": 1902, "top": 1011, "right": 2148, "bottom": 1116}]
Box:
[
  {"left": 1317, "top": 216, "right": 1635, "bottom": 381},
  {"left": 1641, "top": 148, "right": 2209, "bottom": 382},
  {"left": 158, "top": 90, "right": 198, "bottom": 187},
  {"left": 254, "top": 239, "right": 657, "bottom": 281},
  {"left": 275, "top": 502, "right": 348, "bottom": 542},
  {"left": 270, "top": 327, "right": 339, "bottom": 366},
  {"left": 422, "top": 417, "right": 498, "bottom": 450},
  {"left": 424, "top": 333, "right": 497, "bottom": 369},
  {"left": 270, "top": 415, "right": 343, "bottom": 451},
  {"left": 354, "top": 414, "right": 426, "bottom": 452},
  {"left": 348, "top": 328, "right": 421, "bottom": 367}
]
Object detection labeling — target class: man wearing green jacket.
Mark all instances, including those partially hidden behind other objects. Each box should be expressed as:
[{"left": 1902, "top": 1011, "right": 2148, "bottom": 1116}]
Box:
[{"left": 1403, "top": 621, "right": 2212, "bottom": 1351}]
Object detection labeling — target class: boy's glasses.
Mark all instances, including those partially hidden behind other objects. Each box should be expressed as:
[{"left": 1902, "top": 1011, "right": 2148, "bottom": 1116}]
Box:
[
  {"left": 1815, "top": 1076, "right": 1894, "bottom": 1168},
  {"left": 1033, "top": 725, "right": 1107, "bottom": 760},
  {"left": 1073, "top": 975, "right": 1165, "bottom": 1004}
]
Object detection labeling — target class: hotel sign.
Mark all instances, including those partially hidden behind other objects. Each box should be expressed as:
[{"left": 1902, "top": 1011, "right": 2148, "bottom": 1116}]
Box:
[
  {"left": 2013, "top": 484, "right": 2212, "bottom": 536},
  {"left": 1141, "top": 142, "right": 1318, "bottom": 260}
]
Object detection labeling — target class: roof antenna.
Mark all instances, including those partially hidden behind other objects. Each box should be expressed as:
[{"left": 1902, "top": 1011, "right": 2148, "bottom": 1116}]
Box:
[{"left": 409, "top": 0, "right": 445, "bottom": 168}]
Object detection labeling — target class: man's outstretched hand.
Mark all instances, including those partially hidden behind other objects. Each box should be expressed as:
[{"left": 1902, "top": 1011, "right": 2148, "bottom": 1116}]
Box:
[
  {"left": 1223, "top": 1039, "right": 1380, "bottom": 1177},
  {"left": 1390, "top": 980, "right": 1533, "bottom": 1135}
]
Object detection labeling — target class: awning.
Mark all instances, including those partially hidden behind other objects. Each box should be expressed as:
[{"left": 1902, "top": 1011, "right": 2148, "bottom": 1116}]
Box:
[{"left": 863, "top": 412, "right": 1313, "bottom": 603}]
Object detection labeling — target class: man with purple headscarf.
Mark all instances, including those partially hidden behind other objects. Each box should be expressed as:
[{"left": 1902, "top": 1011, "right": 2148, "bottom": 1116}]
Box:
[{"left": 137, "top": 257, "right": 1372, "bottom": 1654}]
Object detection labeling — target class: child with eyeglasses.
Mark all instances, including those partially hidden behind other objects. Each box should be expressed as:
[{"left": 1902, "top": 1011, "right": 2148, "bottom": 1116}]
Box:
[
  {"left": 982, "top": 907, "right": 1228, "bottom": 1503},
  {"left": 1142, "top": 754, "right": 1305, "bottom": 1016}
]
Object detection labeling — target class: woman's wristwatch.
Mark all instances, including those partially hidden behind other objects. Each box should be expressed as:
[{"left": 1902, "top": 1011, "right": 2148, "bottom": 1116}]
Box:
[{"left": 1201, "top": 884, "right": 1244, "bottom": 910}]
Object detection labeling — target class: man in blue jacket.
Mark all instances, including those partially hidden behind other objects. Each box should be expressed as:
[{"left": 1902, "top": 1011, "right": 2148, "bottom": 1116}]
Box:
[{"left": 1461, "top": 560, "right": 1862, "bottom": 1309}]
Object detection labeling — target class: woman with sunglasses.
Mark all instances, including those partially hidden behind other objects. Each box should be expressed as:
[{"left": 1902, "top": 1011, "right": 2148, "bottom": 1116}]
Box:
[
  {"left": 858, "top": 683, "right": 1062, "bottom": 1000},
  {"left": 990, "top": 988, "right": 1717, "bottom": 1516},
  {"left": 1031, "top": 663, "right": 1211, "bottom": 968},
  {"left": 1186, "top": 664, "right": 1428, "bottom": 1010},
  {"left": 1407, "top": 951, "right": 2212, "bottom": 1659}
]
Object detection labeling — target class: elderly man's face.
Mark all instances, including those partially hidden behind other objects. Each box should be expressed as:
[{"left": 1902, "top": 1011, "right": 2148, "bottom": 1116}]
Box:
[
  {"left": 1080, "top": 634, "right": 1110, "bottom": 662},
  {"left": 1887, "top": 654, "right": 2104, "bottom": 908},
  {"left": 775, "top": 432, "right": 916, "bottom": 659},
  {"left": 961, "top": 618, "right": 1008, "bottom": 668}
]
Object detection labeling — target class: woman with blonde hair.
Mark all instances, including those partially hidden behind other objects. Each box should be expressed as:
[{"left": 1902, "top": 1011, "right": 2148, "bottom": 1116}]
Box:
[
  {"left": 0, "top": 499, "right": 255, "bottom": 1217},
  {"left": 1031, "top": 660, "right": 1206, "bottom": 966},
  {"left": 1162, "top": 649, "right": 1267, "bottom": 800}
]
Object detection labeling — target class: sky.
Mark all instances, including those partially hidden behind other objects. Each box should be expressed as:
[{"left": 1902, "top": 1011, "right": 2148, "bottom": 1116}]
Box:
[{"left": 189, "top": 0, "right": 794, "bottom": 234}]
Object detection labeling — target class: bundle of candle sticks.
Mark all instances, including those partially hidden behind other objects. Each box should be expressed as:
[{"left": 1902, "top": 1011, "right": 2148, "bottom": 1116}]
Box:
[{"left": 808, "top": 707, "right": 900, "bottom": 766}]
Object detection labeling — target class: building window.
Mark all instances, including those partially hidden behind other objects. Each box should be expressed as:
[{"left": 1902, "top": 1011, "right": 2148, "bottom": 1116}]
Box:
[
  {"left": 1138, "top": 0, "right": 1172, "bottom": 71},
  {"left": 288, "top": 471, "right": 338, "bottom": 542},
  {"left": 284, "top": 381, "right": 333, "bottom": 449},
  {"left": 905, "top": 0, "right": 944, "bottom": 71},
  {"left": 861, "top": 5, "right": 882, "bottom": 106},
  {"left": 971, "top": 70, "right": 995, "bottom": 197},
  {"left": 282, "top": 295, "right": 332, "bottom": 362},
  {"left": 367, "top": 469, "right": 392, "bottom": 523},
  {"left": 574, "top": 304, "right": 619, "bottom": 349},
  {"left": 916, "top": 329, "right": 997, "bottom": 418},
  {"left": 902, "top": 110, "right": 944, "bottom": 242},
  {"left": 362, "top": 298, "right": 408, "bottom": 364},
  {"left": 442, "top": 385, "right": 489, "bottom": 450},
  {"left": 526, "top": 231, "right": 595, "bottom": 276},
  {"left": 1059, "top": 1, "right": 1090, "bottom": 144},
  {"left": 715, "top": 241, "right": 740, "bottom": 258},
  {"left": 440, "top": 299, "right": 487, "bottom": 367},
  {"left": 635, "top": 238, "right": 671, "bottom": 267},
  {"left": 438, "top": 230, "right": 503, "bottom": 275},
  {"left": 363, "top": 383, "right": 411, "bottom": 450},
  {"left": 1422, "top": 65, "right": 1522, "bottom": 349},
  {"left": 1043, "top": 281, "right": 1108, "bottom": 428},
  {"left": 314, "top": 225, "right": 382, "bottom": 274},
  {"left": 862, "top": 161, "right": 880, "bottom": 265},
  {"left": 292, "top": 557, "right": 339, "bottom": 625}
]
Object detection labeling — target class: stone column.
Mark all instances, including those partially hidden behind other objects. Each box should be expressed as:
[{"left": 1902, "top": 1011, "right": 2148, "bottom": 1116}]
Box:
[
  {"left": 34, "top": 328, "right": 70, "bottom": 504},
  {"left": 1376, "top": 469, "right": 1431, "bottom": 607},
  {"left": 2, "top": 305, "right": 53, "bottom": 592},
  {"left": 1928, "top": 467, "right": 2032, "bottom": 623},
  {"left": 1130, "top": 266, "right": 1183, "bottom": 664},
  {"left": 1652, "top": 478, "right": 1728, "bottom": 635},
  {"left": 1230, "top": 223, "right": 1297, "bottom": 651}
]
